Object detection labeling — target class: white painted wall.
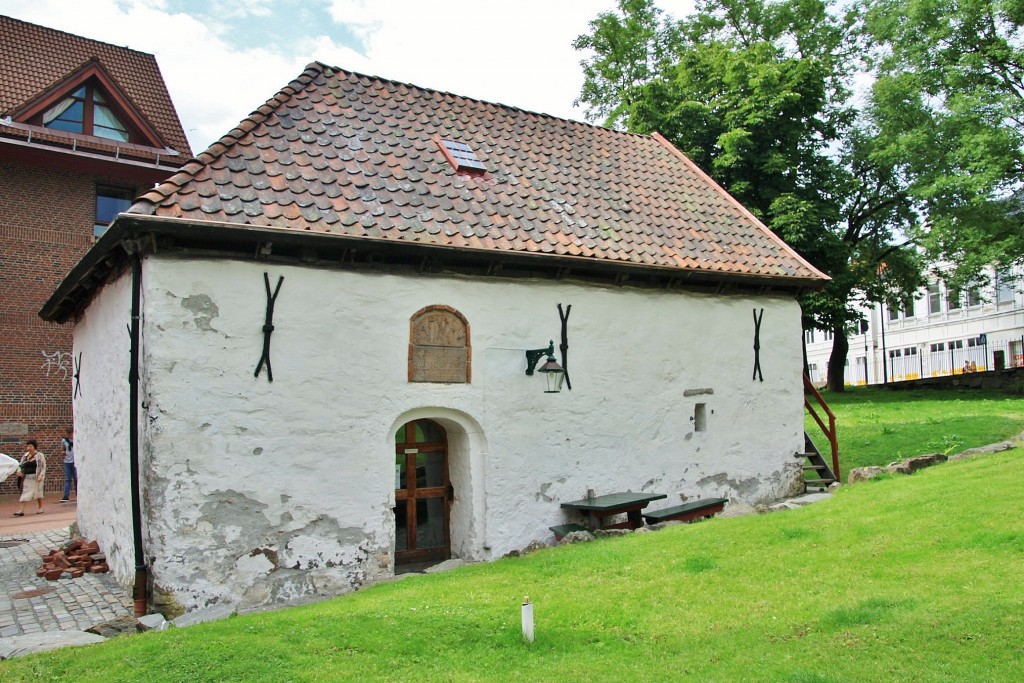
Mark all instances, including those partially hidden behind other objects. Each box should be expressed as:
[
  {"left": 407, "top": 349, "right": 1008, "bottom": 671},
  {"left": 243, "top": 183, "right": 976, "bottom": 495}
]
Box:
[
  {"left": 72, "top": 271, "right": 134, "bottom": 584},
  {"left": 76, "top": 254, "right": 806, "bottom": 612}
]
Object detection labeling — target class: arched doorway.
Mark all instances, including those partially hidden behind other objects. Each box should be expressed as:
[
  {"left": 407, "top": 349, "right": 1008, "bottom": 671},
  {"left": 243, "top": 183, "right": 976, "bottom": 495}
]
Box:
[{"left": 394, "top": 419, "right": 451, "bottom": 567}]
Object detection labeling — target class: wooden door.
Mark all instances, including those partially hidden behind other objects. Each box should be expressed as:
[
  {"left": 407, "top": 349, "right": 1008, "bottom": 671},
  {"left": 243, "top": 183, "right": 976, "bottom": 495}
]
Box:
[{"left": 394, "top": 419, "right": 451, "bottom": 566}]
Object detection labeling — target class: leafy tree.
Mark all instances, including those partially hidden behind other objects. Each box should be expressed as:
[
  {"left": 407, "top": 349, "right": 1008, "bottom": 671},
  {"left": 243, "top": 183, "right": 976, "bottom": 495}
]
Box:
[
  {"left": 575, "top": 0, "right": 924, "bottom": 390},
  {"left": 862, "top": 0, "right": 1024, "bottom": 285},
  {"left": 573, "top": 0, "right": 682, "bottom": 128}
]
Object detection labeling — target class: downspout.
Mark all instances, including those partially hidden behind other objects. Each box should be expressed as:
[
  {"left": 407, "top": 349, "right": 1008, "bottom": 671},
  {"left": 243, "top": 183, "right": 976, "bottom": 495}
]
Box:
[{"left": 128, "top": 247, "right": 148, "bottom": 616}]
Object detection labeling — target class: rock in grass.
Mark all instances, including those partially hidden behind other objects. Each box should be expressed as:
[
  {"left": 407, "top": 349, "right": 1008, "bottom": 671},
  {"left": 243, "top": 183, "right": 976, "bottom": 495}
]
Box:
[
  {"left": 848, "top": 466, "right": 885, "bottom": 483},
  {"left": 171, "top": 604, "right": 237, "bottom": 628},
  {"left": 560, "top": 530, "right": 594, "bottom": 544},
  {"left": 949, "top": 442, "right": 1016, "bottom": 461},
  {"left": 887, "top": 453, "right": 947, "bottom": 474},
  {"left": 84, "top": 615, "right": 142, "bottom": 638},
  {"left": 138, "top": 613, "right": 169, "bottom": 631},
  {"left": 423, "top": 559, "right": 466, "bottom": 574},
  {"left": 594, "top": 528, "right": 631, "bottom": 538},
  {"left": 0, "top": 631, "right": 105, "bottom": 659}
]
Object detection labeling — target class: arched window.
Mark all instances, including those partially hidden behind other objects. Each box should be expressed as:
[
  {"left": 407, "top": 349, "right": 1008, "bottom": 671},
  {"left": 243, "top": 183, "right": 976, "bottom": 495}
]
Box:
[{"left": 409, "top": 305, "right": 470, "bottom": 383}]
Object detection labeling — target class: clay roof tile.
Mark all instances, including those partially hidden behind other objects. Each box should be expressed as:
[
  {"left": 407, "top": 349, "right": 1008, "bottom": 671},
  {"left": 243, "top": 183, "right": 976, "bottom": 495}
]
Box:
[{"left": 128, "top": 61, "right": 826, "bottom": 283}]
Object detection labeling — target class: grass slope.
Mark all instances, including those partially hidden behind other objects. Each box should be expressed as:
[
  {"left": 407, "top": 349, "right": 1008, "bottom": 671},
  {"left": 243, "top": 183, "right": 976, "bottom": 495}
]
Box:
[
  {"left": 808, "top": 387, "right": 1024, "bottom": 478},
  {"left": 3, "top": 451, "right": 1023, "bottom": 682}
]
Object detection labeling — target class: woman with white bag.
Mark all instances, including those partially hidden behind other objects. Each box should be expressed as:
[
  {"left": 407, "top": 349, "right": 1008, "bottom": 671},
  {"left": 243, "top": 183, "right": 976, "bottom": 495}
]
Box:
[{"left": 14, "top": 439, "right": 46, "bottom": 516}]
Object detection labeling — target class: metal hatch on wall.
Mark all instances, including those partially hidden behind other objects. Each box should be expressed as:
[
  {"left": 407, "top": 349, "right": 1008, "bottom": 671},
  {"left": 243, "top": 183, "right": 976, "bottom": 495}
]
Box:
[{"left": 394, "top": 419, "right": 452, "bottom": 568}]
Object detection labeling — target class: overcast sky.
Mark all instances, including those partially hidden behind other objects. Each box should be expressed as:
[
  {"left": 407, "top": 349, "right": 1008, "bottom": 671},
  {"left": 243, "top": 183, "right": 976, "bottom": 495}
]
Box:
[{"left": 1, "top": 0, "right": 695, "bottom": 154}]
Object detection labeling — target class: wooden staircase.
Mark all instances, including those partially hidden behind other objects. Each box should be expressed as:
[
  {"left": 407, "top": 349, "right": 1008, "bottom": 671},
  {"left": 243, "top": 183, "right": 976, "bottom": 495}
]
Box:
[
  {"left": 802, "top": 374, "right": 840, "bottom": 492},
  {"left": 800, "top": 432, "right": 837, "bottom": 491}
]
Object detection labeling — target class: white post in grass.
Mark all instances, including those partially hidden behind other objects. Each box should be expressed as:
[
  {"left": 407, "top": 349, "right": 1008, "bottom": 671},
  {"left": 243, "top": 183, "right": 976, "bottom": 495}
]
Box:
[{"left": 521, "top": 596, "right": 534, "bottom": 643}]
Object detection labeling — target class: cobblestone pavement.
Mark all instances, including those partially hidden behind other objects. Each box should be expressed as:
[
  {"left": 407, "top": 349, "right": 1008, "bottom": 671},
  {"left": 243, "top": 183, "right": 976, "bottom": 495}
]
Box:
[{"left": 0, "top": 528, "right": 132, "bottom": 638}]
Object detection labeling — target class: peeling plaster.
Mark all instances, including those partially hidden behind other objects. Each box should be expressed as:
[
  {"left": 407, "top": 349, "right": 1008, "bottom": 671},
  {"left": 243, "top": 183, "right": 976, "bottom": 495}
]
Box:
[
  {"left": 279, "top": 517, "right": 372, "bottom": 571},
  {"left": 234, "top": 548, "right": 276, "bottom": 576},
  {"left": 180, "top": 294, "right": 220, "bottom": 332},
  {"left": 147, "top": 487, "right": 388, "bottom": 611},
  {"left": 696, "top": 472, "right": 762, "bottom": 498},
  {"left": 535, "top": 480, "right": 566, "bottom": 502}
]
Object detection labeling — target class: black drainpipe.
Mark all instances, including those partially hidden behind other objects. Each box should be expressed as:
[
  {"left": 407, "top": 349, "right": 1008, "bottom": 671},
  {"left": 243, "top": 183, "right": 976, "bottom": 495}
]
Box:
[{"left": 128, "top": 249, "right": 147, "bottom": 616}]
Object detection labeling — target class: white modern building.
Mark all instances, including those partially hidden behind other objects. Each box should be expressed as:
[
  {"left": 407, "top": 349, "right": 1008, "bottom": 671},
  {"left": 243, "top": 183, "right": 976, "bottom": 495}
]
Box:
[{"left": 805, "top": 268, "right": 1024, "bottom": 386}]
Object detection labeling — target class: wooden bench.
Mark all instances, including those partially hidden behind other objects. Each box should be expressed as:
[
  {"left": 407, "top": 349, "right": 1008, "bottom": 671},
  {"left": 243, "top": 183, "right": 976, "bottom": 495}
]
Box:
[
  {"left": 549, "top": 523, "right": 588, "bottom": 541},
  {"left": 642, "top": 498, "right": 728, "bottom": 525}
]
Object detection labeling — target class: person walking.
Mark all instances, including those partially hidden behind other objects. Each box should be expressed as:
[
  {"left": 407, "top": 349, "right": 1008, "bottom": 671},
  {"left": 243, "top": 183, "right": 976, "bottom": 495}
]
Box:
[
  {"left": 15, "top": 439, "right": 46, "bottom": 516},
  {"left": 60, "top": 427, "right": 76, "bottom": 502}
]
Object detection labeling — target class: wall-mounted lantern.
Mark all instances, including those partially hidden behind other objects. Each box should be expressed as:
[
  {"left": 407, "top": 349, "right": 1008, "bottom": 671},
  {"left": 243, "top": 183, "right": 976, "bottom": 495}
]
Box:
[{"left": 525, "top": 340, "right": 566, "bottom": 393}]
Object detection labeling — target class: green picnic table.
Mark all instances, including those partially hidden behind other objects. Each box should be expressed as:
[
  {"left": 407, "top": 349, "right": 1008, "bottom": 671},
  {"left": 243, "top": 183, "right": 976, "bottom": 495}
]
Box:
[{"left": 560, "top": 491, "right": 667, "bottom": 531}]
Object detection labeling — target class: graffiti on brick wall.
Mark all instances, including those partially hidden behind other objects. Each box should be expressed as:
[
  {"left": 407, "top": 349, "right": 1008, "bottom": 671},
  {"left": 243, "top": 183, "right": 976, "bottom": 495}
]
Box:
[{"left": 41, "top": 350, "right": 73, "bottom": 380}]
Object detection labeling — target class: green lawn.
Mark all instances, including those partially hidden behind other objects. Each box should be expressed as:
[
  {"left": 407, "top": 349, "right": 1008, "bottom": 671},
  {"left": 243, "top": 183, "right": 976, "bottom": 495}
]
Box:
[
  {"left": 808, "top": 386, "right": 1024, "bottom": 479},
  {"left": 3, "top": 448, "right": 1023, "bottom": 682}
]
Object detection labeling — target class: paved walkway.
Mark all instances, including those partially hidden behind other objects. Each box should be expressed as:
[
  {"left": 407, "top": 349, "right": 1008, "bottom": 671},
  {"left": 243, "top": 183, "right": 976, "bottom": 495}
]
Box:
[
  {"left": 0, "top": 492, "right": 78, "bottom": 535},
  {"left": 0, "top": 495, "right": 132, "bottom": 639}
]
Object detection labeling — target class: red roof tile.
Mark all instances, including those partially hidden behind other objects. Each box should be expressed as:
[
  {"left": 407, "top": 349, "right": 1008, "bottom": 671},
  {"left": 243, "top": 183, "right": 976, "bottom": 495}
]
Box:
[
  {"left": 0, "top": 15, "right": 191, "bottom": 159},
  {"left": 133, "top": 62, "right": 826, "bottom": 282}
]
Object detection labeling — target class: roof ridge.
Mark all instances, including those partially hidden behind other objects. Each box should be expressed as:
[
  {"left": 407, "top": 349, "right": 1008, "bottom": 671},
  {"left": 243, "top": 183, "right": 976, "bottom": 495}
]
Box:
[
  {"left": 315, "top": 61, "right": 651, "bottom": 141},
  {"left": 0, "top": 15, "right": 156, "bottom": 60},
  {"left": 135, "top": 60, "right": 651, "bottom": 213},
  {"left": 133, "top": 62, "right": 326, "bottom": 213}
]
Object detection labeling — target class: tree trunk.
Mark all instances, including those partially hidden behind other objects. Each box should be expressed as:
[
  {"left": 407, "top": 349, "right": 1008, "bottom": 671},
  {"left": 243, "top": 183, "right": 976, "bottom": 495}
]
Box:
[{"left": 826, "top": 324, "right": 850, "bottom": 392}]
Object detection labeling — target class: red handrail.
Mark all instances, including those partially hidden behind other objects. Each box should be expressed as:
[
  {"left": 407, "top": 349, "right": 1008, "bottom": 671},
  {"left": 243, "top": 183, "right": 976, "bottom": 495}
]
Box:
[{"left": 803, "top": 373, "right": 840, "bottom": 482}]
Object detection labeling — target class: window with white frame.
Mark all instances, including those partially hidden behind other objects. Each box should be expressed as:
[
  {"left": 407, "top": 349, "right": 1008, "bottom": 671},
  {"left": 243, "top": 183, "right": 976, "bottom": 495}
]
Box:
[
  {"left": 928, "top": 283, "right": 942, "bottom": 314},
  {"left": 807, "top": 362, "right": 820, "bottom": 382},
  {"left": 966, "top": 284, "right": 983, "bottom": 307},
  {"left": 946, "top": 283, "right": 962, "bottom": 310},
  {"left": 996, "top": 270, "right": 1015, "bottom": 304}
]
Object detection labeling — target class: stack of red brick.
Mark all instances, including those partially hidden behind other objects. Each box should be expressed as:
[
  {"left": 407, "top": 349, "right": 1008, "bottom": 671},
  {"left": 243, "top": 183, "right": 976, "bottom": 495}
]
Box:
[{"left": 36, "top": 538, "right": 109, "bottom": 580}]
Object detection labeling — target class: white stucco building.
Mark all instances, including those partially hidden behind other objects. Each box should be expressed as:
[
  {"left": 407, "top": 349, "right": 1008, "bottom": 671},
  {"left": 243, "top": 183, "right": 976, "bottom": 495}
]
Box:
[{"left": 41, "top": 63, "right": 828, "bottom": 614}]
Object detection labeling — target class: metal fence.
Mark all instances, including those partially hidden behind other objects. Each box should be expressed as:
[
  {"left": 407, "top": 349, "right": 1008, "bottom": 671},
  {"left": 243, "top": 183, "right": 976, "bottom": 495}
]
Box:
[{"left": 889, "top": 334, "right": 1024, "bottom": 381}]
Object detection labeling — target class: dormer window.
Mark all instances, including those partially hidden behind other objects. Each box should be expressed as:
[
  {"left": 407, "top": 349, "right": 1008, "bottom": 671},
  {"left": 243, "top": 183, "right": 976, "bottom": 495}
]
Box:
[
  {"left": 437, "top": 138, "right": 487, "bottom": 175},
  {"left": 34, "top": 79, "right": 131, "bottom": 142}
]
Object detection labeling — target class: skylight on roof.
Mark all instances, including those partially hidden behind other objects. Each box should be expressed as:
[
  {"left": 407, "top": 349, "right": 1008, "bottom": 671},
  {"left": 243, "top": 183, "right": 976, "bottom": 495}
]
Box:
[{"left": 439, "top": 139, "right": 487, "bottom": 173}]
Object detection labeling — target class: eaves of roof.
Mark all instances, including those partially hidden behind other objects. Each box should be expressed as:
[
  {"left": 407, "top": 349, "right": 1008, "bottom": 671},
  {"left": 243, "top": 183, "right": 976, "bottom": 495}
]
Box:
[
  {"left": 0, "top": 120, "right": 184, "bottom": 173},
  {"left": 40, "top": 212, "right": 827, "bottom": 325}
]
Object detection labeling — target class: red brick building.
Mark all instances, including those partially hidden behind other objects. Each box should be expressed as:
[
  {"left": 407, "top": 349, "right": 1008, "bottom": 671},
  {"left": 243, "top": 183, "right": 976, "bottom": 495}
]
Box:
[{"left": 0, "top": 16, "right": 191, "bottom": 493}]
